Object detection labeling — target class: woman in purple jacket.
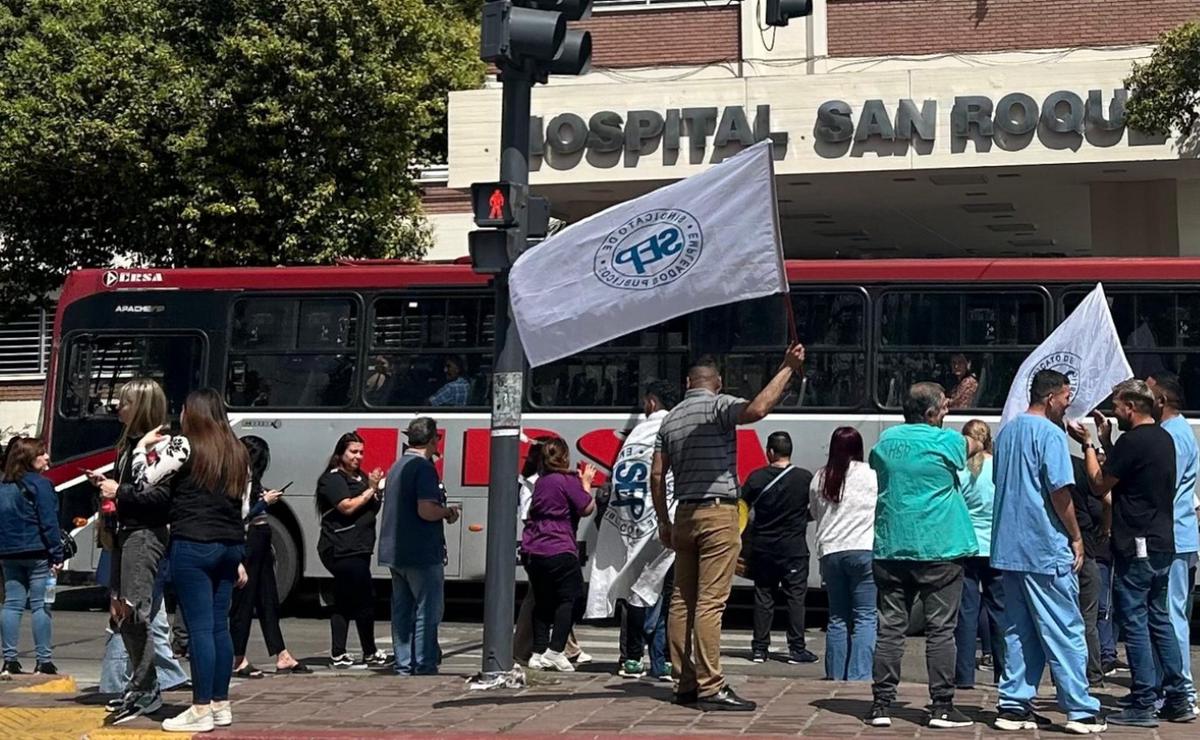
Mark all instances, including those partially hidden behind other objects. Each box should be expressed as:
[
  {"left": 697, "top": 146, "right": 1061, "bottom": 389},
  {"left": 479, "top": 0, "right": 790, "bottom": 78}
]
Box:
[{"left": 521, "top": 437, "right": 596, "bottom": 673}]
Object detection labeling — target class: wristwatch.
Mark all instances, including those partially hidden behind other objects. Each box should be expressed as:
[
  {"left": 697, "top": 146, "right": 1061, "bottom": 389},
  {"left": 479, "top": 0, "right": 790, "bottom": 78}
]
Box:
[{"left": 1081, "top": 442, "right": 1095, "bottom": 452}]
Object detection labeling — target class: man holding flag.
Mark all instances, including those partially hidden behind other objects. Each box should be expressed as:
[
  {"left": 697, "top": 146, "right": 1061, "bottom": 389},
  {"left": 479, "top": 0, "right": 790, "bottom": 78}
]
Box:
[
  {"left": 652, "top": 346, "right": 805, "bottom": 712},
  {"left": 987, "top": 282, "right": 1129, "bottom": 733}
]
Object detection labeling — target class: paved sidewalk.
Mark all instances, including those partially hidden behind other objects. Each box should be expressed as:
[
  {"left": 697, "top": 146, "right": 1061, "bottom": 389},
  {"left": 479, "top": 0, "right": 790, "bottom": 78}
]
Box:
[{"left": 2, "top": 666, "right": 1199, "bottom": 739}]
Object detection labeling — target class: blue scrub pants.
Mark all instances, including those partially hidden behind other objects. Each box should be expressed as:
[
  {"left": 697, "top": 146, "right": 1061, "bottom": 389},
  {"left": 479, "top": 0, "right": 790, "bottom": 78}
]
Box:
[
  {"left": 1168, "top": 553, "right": 1197, "bottom": 704},
  {"left": 996, "top": 569, "right": 1100, "bottom": 721}
]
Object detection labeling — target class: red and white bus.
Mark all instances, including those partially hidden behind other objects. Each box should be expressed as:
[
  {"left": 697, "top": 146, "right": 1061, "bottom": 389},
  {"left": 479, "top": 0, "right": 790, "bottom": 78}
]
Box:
[{"left": 41, "top": 258, "right": 1200, "bottom": 602}]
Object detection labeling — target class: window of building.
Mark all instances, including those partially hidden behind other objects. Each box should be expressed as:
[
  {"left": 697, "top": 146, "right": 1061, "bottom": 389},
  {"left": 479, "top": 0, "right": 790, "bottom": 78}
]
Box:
[
  {"left": 876, "top": 290, "right": 1047, "bottom": 410},
  {"left": 365, "top": 295, "right": 494, "bottom": 408},
  {"left": 0, "top": 304, "right": 55, "bottom": 380},
  {"left": 226, "top": 298, "right": 358, "bottom": 408},
  {"left": 60, "top": 334, "right": 205, "bottom": 419},
  {"left": 529, "top": 318, "right": 687, "bottom": 408},
  {"left": 1065, "top": 288, "right": 1200, "bottom": 411}
]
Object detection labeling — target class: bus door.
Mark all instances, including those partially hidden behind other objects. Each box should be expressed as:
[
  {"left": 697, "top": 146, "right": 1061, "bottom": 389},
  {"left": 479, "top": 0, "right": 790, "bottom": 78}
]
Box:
[{"left": 55, "top": 332, "right": 207, "bottom": 568}]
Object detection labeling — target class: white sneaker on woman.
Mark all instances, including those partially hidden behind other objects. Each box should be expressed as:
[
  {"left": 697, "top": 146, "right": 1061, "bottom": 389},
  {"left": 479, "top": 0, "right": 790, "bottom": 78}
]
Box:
[
  {"left": 211, "top": 700, "right": 232, "bottom": 727},
  {"left": 162, "top": 705, "right": 215, "bottom": 733},
  {"left": 541, "top": 650, "right": 575, "bottom": 672},
  {"left": 527, "top": 653, "right": 549, "bottom": 670}
]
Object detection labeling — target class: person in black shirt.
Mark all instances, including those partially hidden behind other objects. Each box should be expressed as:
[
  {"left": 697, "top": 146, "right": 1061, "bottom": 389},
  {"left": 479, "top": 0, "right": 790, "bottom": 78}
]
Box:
[
  {"left": 316, "top": 432, "right": 385, "bottom": 670},
  {"left": 1070, "top": 455, "right": 1111, "bottom": 687},
  {"left": 742, "top": 431, "right": 816, "bottom": 664},
  {"left": 1069, "top": 379, "right": 1189, "bottom": 725}
]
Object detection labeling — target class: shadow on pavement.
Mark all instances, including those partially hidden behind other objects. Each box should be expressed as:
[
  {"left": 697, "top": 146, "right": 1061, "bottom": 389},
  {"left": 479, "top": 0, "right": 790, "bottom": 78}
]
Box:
[{"left": 433, "top": 681, "right": 670, "bottom": 709}]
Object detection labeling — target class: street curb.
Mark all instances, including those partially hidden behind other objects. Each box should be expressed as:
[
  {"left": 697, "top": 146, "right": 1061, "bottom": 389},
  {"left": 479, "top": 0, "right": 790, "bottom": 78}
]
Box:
[{"left": 207, "top": 734, "right": 809, "bottom": 740}]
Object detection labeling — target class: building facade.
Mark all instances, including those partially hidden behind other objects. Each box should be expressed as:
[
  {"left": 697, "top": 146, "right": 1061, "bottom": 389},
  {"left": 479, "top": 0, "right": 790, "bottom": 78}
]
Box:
[{"left": 427, "top": 0, "right": 1200, "bottom": 261}]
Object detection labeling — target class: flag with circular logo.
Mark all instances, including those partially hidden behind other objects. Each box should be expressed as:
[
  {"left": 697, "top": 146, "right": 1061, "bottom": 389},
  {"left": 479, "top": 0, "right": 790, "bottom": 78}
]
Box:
[
  {"left": 1000, "top": 283, "right": 1132, "bottom": 428},
  {"left": 510, "top": 139, "right": 786, "bottom": 367}
]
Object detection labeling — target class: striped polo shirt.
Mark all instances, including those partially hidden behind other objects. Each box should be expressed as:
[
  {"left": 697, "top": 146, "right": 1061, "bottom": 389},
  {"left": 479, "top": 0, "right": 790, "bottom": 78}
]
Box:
[{"left": 655, "top": 388, "right": 748, "bottom": 502}]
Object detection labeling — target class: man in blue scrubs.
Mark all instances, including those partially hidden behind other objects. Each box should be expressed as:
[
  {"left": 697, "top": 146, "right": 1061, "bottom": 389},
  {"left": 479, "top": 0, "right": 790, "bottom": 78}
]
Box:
[
  {"left": 991, "top": 369, "right": 1105, "bottom": 734},
  {"left": 1148, "top": 371, "right": 1198, "bottom": 713}
]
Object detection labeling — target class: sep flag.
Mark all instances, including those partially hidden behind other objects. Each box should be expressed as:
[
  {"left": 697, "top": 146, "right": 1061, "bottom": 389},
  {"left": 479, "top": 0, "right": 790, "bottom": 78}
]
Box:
[
  {"left": 511, "top": 139, "right": 786, "bottom": 367},
  {"left": 585, "top": 410, "right": 675, "bottom": 619},
  {"left": 1000, "top": 283, "right": 1132, "bottom": 428}
]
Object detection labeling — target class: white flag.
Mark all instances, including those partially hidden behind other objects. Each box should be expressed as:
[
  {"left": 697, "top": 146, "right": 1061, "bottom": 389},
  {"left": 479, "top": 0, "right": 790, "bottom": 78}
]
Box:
[
  {"left": 584, "top": 411, "right": 674, "bottom": 619},
  {"left": 511, "top": 139, "right": 786, "bottom": 367},
  {"left": 1000, "top": 283, "right": 1132, "bottom": 428}
]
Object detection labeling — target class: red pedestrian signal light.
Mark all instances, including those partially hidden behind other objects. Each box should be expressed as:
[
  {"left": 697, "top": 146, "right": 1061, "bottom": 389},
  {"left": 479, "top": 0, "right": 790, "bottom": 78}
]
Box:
[{"left": 471, "top": 181, "right": 526, "bottom": 228}]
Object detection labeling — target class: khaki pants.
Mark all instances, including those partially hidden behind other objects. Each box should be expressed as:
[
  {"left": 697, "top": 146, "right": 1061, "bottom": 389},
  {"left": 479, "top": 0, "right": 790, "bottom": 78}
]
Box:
[
  {"left": 513, "top": 588, "right": 581, "bottom": 662},
  {"left": 669, "top": 502, "right": 740, "bottom": 697}
]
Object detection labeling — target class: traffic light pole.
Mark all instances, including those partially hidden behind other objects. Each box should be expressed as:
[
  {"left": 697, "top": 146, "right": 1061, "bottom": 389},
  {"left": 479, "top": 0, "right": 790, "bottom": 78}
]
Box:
[{"left": 480, "top": 59, "right": 534, "bottom": 676}]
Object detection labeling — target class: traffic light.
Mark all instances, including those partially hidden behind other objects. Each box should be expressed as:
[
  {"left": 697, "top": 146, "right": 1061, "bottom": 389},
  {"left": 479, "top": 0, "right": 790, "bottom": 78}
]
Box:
[
  {"left": 765, "top": 0, "right": 813, "bottom": 27},
  {"left": 471, "top": 181, "right": 526, "bottom": 228},
  {"left": 481, "top": 0, "right": 593, "bottom": 78}
]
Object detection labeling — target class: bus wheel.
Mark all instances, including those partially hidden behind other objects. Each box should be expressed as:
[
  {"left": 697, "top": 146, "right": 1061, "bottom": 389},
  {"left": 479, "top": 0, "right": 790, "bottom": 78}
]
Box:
[{"left": 268, "top": 515, "right": 300, "bottom": 605}]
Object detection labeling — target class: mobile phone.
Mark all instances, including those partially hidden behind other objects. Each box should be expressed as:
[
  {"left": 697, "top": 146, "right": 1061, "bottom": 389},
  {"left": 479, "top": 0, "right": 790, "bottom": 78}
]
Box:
[{"left": 279, "top": 481, "right": 294, "bottom": 492}]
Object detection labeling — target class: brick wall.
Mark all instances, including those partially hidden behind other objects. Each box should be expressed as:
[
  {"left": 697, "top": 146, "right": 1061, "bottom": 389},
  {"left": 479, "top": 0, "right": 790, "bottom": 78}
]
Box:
[
  {"left": 828, "top": 0, "right": 1200, "bottom": 57},
  {"left": 421, "top": 182, "right": 470, "bottom": 215},
  {"left": 0, "top": 383, "right": 43, "bottom": 402},
  {"left": 581, "top": 6, "right": 740, "bottom": 68}
]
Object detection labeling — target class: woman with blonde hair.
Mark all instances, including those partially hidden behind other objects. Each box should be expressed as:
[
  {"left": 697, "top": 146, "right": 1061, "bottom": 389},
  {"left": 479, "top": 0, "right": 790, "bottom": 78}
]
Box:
[
  {"left": 105, "top": 388, "right": 251, "bottom": 732},
  {"left": 89, "top": 378, "right": 183, "bottom": 724},
  {"left": 953, "top": 420, "right": 1004, "bottom": 688}
]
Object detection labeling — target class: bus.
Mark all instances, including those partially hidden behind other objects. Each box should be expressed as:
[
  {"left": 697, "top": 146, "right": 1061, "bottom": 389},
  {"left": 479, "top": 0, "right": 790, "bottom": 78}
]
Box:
[{"left": 41, "top": 258, "right": 1200, "bottom": 603}]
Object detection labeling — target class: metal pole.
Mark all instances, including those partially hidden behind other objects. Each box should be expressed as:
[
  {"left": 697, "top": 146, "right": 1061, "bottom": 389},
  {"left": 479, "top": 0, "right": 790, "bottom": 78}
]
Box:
[{"left": 480, "top": 60, "right": 533, "bottom": 676}]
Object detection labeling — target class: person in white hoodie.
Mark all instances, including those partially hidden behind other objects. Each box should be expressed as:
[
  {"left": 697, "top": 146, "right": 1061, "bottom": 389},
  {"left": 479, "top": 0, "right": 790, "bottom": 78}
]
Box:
[{"left": 586, "top": 380, "right": 679, "bottom": 681}]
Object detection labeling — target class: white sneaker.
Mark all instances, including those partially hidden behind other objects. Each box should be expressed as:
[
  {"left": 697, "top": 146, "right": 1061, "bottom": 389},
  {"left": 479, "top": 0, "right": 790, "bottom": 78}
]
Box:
[
  {"left": 541, "top": 650, "right": 575, "bottom": 672},
  {"left": 571, "top": 650, "right": 593, "bottom": 665},
  {"left": 212, "top": 701, "right": 232, "bottom": 727},
  {"left": 162, "top": 705, "right": 215, "bottom": 733},
  {"left": 527, "top": 653, "right": 548, "bottom": 670}
]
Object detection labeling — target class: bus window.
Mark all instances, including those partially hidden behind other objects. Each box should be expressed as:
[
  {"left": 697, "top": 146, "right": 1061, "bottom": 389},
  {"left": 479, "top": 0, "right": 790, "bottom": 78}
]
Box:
[
  {"left": 1065, "top": 289, "right": 1200, "bottom": 411},
  {"left": 876, "top": 291, "right": 1047, "bottom": 410},
  {"left": 365, "top": 296, "right": 494, "bottom": 407},
  {"left": 226, "top": 298, "right": 358, "bottom": 408},
  {"left": 60, "top": 334, "right": 204, "bottom": 420},
  {"left": 528, "top": 318, "right": 687, "bottom": 408},
  {"left": 783, "top": 291, "right": 867, "bottom": 408}
]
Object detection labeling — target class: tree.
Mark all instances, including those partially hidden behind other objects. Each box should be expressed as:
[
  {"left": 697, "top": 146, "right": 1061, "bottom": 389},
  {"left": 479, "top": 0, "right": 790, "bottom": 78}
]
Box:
[
  {"left": 1125, "top": 21, "right": 1200, "bottom": 140},
  {"left": 0, "top": 0, "right": 484, "bottom": 313}
]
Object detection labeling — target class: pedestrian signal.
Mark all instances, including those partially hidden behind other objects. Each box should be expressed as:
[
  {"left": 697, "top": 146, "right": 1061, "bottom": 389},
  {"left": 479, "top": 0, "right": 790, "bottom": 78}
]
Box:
[{"left": 471, "top": 181, "right": 526, "bottom": 228}]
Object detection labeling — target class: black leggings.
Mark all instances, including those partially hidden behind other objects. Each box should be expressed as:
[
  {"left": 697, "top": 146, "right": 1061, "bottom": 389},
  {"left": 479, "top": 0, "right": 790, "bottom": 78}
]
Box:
[
  {"left": 229, "top": 525, "right": 287, "bottom": 658},
  {"left": 321, "top": 553, "right": 376, "bottom": 657},
  {"left": 525, "top": 553, "right": 583, "bottom": 654}
]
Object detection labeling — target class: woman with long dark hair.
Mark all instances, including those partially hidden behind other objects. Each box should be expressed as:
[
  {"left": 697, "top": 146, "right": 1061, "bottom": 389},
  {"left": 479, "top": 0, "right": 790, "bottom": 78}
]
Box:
[
  {"left": 521, "top": 437, "right": 596, "bottom": 672},
  {"left": 316, "top": 432, "right": 386, "bottom": 669},
  {"left": 113, "top": 388, "right": 250, "bottom": 732},
  {"left": 0, "top": 437, "right": 61, "bottom": 677},
  {"left": 953, "top": 420, "right": 1004, "bottom": 688},
  {"left": 809, "top": 426, "right": 877, "bottom": 681},
  {"left": 230, "top": 436, "right": 307, "bottom": 677}
]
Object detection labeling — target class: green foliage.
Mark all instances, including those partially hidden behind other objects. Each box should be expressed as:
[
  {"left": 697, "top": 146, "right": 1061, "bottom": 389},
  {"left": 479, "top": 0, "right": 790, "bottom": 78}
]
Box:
[
  {"left": 1125, "top": 21, "right": 1200, "bottom": 138},
  {"left": 0, "top": 0, "right": 484, "bottom": 312}
]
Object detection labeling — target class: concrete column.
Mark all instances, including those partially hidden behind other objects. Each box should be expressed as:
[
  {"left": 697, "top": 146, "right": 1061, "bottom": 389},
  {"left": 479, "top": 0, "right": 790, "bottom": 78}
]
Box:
[
  {"left": 1177, "top": 180, "right": 1200, "bottom": 256},
  {"left": 1090, "top": 180, "right": 1180, "bottom": 256}
]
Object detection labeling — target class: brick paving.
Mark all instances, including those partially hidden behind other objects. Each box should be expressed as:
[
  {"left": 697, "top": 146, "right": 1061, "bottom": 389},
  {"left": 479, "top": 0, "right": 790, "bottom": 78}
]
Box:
[{"left": 2, "top": 667, "right": 1198, "bottom": 738}]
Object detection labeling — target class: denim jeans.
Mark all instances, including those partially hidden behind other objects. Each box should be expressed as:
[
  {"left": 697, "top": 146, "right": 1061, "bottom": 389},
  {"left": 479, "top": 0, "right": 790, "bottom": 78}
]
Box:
[
  {"left": 954, "top": 556, "right": 1005, "bottom": 687},
  {"left": 389, "top": 564, "right": 444, "bottom": 675},
  {"left": 1, "top": 558, "right": 52, "bottom": 663},
  {"left": 169, "top": 539, "right": 244, "bottom": 705},
  {"left": 1113, "top": 552, "right": 1190, "bottom": 712},
  {"left": 820, "top": 550, "right": 876, "bottom": 682},
  {"left": 1096, "top": 559, "right": 1118, "bottom": 663},
  {"left": 644, "top": 567, "right": 673, "bottom": 676},
  {"left": 997, "top": 569, "right": 1099, "bottom": 721},
  {"left": 1168, "top": 553, "right": 1197, "bottom": 703},
  {"left": 100, "top": 607, "right": 190, "bottom": 694}
]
